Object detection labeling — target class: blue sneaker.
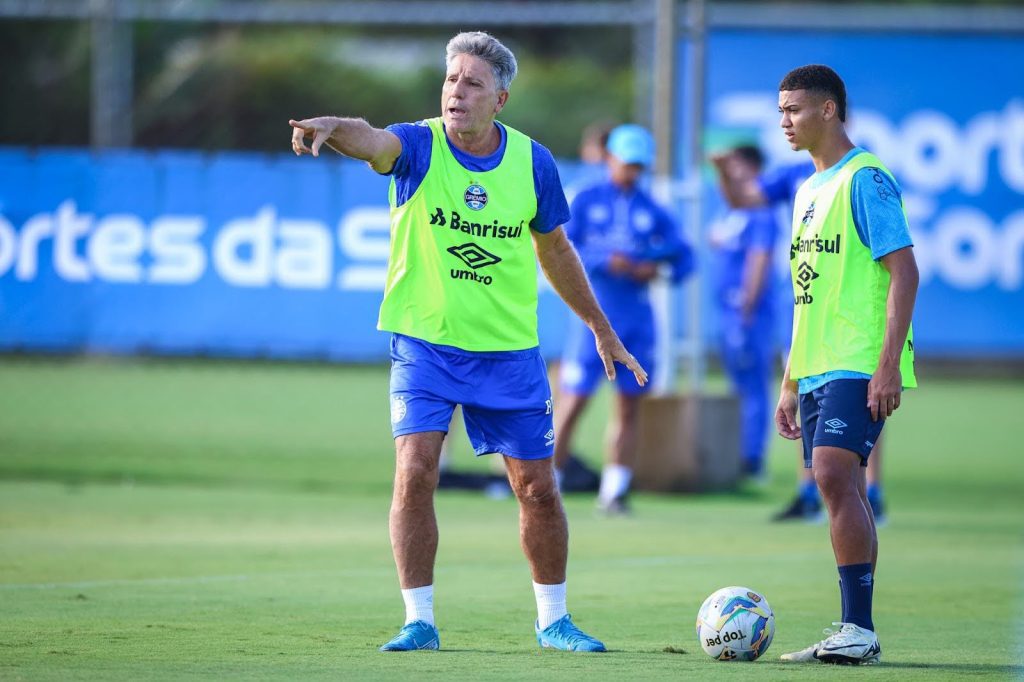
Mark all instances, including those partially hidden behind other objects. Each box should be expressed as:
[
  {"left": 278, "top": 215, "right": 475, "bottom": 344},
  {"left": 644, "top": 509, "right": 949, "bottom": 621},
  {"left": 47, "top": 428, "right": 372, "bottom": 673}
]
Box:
[
  {"left": 379, "top": 620, "right": 440, "bottom": 651},
  {"left": 535, "top": 614, "right": 607, "bottom": 652}
]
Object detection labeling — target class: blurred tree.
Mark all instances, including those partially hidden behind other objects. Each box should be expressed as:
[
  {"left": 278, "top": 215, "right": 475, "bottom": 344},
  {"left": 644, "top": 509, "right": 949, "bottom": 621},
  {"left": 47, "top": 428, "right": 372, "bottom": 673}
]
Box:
[
  {"left": 3, "top": 2, "right": 1020, "bottom": 154},
  {"left": 0, "top": 21, "right": 90, "bottom": 147},
  {"left": 0, "top": 21, "right": 632, "bottom": 157}
]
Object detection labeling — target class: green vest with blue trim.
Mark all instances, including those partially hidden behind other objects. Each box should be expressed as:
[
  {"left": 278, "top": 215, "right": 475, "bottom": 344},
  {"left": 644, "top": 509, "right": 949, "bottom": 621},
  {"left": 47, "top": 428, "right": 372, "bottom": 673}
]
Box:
[
  {"left": 788, "top": 151, "right": 916, "bottom": 386},
  {"left": 377, "top": 117, "right": 540, "bottom": 351}
]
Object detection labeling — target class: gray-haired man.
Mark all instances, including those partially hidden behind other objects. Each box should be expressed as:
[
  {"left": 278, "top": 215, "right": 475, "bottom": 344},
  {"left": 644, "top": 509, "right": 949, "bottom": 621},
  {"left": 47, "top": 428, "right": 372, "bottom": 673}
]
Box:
[{"left": 290, "top": 31, "right": 645, "bottom": 652}]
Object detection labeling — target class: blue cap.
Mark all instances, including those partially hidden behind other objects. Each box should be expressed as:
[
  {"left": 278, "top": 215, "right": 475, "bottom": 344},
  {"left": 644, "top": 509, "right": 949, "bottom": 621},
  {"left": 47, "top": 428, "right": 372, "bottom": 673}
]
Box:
[{"left": 606, "top": 124, "right": 655, "bottom": 166}]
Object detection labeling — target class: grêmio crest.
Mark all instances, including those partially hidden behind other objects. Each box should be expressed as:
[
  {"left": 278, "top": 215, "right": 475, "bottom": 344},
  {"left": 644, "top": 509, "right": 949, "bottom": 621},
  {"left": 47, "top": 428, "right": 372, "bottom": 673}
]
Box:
[{"left": 464, "top": 183, "right": 488, "bottom": 210}]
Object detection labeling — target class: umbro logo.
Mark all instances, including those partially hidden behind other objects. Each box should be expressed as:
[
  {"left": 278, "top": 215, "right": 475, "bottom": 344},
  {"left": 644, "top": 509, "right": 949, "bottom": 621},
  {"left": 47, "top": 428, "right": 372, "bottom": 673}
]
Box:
[
  {"left": 859, "top": 572, "right": 873, "bottom": 587},
  {"left": 823, "top": 417, "right": 846, "bottom": 434},
  {"left": 796, "top": 262, "right": 820, "bottom": 292},
  {"left": 447, "top": 242, "right": 501, "bottom": 270}
]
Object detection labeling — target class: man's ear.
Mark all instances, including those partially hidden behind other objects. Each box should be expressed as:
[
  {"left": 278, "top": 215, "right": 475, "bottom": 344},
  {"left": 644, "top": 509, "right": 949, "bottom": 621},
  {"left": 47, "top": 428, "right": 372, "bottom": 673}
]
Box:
[
  {"left": 822, "top": 98, "right": 837, "bottom": 122},
  {"left": 494, "top": 90, "right": 509, "bottom": 115}
]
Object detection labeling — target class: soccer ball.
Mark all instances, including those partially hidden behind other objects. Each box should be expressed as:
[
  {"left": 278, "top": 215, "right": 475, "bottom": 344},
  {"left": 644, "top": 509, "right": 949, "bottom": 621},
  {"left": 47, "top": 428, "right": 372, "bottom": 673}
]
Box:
[{"left": 695, "top": 586, "right": 775, "bottom": 661}]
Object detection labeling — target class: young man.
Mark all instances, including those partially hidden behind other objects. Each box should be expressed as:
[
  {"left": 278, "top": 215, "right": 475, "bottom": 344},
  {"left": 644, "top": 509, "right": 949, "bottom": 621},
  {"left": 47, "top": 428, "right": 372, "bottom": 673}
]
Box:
[
  {"left": 553, "top": 124, "right": 692, "bottom": 514},
  {"left": 290, "top": 31, "right": 646, "bottom": 653},
  {"left": 771, "top": 65, "right": 918, "bottom": 664},
  {"left": 712, "top": 139, "right": 890, "bottom": 525}
]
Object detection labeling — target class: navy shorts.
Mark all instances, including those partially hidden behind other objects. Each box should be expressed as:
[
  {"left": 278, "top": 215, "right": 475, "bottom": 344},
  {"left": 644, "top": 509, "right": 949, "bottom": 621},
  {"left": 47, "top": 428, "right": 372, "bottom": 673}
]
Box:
[
  {"left": 389, "top": 334, "right": 554, "bottom": 460},
  {"left": 799, "top": 379, "right": 884, "bottom": 468}
]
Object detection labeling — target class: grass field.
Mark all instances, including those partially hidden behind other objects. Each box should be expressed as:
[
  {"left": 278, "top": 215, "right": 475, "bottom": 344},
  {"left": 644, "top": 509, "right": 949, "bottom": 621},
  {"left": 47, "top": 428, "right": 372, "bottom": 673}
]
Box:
[{"left": 1, "top": 357, "right": 1022, "bottom": 680}]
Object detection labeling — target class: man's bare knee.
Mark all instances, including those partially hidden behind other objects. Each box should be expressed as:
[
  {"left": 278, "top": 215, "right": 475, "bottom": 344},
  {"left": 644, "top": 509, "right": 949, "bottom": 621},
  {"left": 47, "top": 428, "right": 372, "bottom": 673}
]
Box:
[
  {"left": 394, "top": 440, "right": 442, "bottom": 500},
  {"left": 813, "top": 451, "right": 861, "bottom": 501},
  {"left": 511, "top": 475, "right": 559, "bottom": 507}
]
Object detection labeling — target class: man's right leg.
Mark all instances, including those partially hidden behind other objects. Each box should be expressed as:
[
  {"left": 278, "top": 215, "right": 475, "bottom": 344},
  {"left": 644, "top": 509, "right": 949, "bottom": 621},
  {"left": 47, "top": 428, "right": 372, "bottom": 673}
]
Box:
[
  {"left": 390, "top": 431, "right": 445, "bottom": 588},
  {"left": 380, "top": 431, "right": 445, "bottom": 651}
]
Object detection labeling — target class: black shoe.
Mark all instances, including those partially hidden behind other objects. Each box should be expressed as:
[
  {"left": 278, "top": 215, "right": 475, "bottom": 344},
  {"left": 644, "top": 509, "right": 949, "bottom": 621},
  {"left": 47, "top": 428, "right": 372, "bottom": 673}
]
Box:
[
  {"left": 596, "top": 494, "right": 631, "bottom": 516},
  {"left": 772, "top": 494, "right": 823, "bottom": 523},
  {"left": 437, "top": 469, "right": 506, "bottom": 491},
  {"left": 561, "top": 453, "right": 601, "bottom": 493}
]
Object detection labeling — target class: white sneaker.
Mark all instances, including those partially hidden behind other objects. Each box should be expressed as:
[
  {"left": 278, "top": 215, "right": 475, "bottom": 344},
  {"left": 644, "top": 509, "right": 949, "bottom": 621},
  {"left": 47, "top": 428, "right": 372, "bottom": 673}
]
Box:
[{"left": 780, "top": 622, "right": 881, "bottom": 665}]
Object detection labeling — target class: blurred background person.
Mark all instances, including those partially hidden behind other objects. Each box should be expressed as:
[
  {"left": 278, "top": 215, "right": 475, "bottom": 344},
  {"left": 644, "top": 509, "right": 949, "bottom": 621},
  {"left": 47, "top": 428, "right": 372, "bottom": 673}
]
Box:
[
  {"left": 707, "top": 144, "right": 780, "bottom": 481},
  {"left": 711, "top": 149, "right": 888, "bottom": 524},
  {"left": 568, "top": 120, "right": 617, "bottom": 195},
  {"left": 553, "top": 124, "right": 693, "bottom": 515}
]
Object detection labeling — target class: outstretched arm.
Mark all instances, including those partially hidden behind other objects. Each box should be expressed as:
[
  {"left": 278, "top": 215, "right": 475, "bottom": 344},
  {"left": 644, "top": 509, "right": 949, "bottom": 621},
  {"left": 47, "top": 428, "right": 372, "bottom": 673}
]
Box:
[
  {"left": 289, "top": 116, "right": 402, "bottom": 173},
  {"left": 532, "top": 227, "right": 647, "bottom": 386}
]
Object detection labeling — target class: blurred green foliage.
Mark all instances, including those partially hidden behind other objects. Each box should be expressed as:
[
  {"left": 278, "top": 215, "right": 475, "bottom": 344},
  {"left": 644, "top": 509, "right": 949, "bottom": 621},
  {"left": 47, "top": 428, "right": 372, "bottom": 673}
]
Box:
[
  {"left": 1, "top": 21, "right": 634, "bottom": 157},
  {"left": 0, "top": 20, "right": 91, "bottom": 148}
]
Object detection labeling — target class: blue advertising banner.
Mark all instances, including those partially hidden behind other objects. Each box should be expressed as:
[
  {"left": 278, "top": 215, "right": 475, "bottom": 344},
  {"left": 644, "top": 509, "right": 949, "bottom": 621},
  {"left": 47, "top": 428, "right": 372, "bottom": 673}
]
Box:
[
  {"left": 0, "top": 148, "right": 578, "bottom": 361},
  {"left": 697, "top": 30, "right": 1024, "bottom": 357}
]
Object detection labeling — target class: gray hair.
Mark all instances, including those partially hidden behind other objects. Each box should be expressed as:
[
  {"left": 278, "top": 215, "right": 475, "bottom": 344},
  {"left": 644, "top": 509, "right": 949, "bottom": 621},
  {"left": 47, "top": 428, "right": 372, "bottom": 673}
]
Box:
[{"left": 445, "top": 31, "right": 518, "bottom": 91}]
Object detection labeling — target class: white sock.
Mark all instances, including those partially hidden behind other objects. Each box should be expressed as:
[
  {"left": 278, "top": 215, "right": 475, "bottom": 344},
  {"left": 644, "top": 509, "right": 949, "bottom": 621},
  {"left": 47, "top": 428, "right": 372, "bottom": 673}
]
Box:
[
  {"left": 401, "top": 585, "right": 434, "bottom": 626},
  {"left": 553, "top": 467, "right": 564, "bottom": 491},
  {"left": 533, "top": 581, "right": 568, "bottom": 630},
  {"left": 599, "top": 464, "right": 632, "bottom": 502}
]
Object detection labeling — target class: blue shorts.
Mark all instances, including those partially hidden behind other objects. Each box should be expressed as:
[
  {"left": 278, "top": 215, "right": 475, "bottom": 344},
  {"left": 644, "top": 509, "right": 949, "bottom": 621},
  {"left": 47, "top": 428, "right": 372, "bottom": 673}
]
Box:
[
  {"left": 799, "top": 379, "right": 884, "bottom": 468},
  {"left": 389, "top": 334, "right": 554, "bottom": 460},
  {"left": 559, "top": 318, "right": 654, "bottom": 397}
]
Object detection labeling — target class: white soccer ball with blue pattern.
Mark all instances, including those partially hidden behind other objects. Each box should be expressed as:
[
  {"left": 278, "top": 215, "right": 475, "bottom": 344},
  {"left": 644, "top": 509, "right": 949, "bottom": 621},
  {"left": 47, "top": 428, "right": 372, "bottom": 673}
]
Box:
[{"left": 695, "top": 586, "right": 775, "bottom": 661}]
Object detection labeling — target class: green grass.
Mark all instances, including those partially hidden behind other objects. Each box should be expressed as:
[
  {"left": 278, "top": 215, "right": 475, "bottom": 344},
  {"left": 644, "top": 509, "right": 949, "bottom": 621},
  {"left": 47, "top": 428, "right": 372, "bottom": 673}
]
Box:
[{"left": 1, "top": 357, "right": 1022, "bottom": 680}]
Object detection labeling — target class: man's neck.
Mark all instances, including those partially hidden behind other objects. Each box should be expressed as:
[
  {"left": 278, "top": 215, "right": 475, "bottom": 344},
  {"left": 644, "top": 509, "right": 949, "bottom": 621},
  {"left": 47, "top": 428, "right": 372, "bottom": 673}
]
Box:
[
  {"left": 809, "top": 132, "right": 856, "bottom": 173},
  {"left": 447, "top": 122, "right": 500, "bottom": 157}
]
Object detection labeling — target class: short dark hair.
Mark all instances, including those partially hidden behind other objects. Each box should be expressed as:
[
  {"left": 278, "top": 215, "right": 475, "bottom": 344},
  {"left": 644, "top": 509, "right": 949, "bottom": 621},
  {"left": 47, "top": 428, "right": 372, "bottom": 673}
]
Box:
[
  {"left": 779, "top": 64, "right": 847, "bottom": 122},
  {"left": 731, "top": 144, "right": 764, "bottom": 170}
]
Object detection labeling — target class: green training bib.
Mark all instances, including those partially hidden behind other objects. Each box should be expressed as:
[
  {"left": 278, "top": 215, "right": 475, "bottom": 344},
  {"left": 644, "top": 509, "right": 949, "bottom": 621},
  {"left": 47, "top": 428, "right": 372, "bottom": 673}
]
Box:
[
  {"left": 377, "top": 118, "right": 540, "bottom": 351},
  {"left": 788, "top": 151, "right": 916, "bottom": 386}
]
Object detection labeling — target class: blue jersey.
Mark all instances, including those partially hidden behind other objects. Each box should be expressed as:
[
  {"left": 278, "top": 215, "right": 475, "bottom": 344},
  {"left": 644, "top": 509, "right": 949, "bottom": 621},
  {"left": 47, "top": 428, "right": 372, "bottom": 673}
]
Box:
[
  {"left": 565, "top": 180, "right": 692, "bottom": 332},
  {"left": 708, "top": 206, "right": 780, "bottom": 314},
  {"left": 385, "top": 120, "right": 570, "bottom": 233}
]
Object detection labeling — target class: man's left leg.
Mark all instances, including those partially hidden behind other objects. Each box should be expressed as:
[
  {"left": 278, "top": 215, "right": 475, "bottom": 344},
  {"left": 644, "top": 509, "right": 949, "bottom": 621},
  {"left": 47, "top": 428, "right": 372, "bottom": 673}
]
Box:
[
  {"left": 505, "top": 456, "right": 606, "bottom": 652},
  {"left": 857, "top": 462, "right": 878, "bottom": 572},
  {"left": 781, "top": 445, "right": 880, "bottom": 664}
]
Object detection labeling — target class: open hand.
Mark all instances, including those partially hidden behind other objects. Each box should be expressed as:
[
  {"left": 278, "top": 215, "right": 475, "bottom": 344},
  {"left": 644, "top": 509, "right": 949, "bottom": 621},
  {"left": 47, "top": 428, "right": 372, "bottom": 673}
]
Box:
[
  {"left": 775, "top": 387, "right": 801, "bottom": 440},
  {"left": 867, "top": 364, "right": 902, "bottom": 422},
  {"left": 594, "top": 327, "right": 648, "bottom": 386}
]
